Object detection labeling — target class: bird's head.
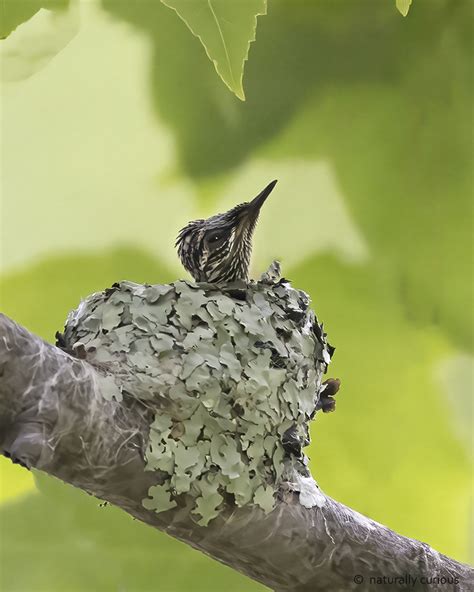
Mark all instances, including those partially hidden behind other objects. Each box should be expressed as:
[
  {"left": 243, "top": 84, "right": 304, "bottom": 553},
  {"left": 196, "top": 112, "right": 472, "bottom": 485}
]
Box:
[{"left": 176, "top": 180, "right": 277, "bottom": 283}]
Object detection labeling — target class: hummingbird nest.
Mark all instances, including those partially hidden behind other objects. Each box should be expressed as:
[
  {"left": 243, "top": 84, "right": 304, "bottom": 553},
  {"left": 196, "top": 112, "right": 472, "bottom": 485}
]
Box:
[{"left": 57, "top": 262, "right": 334, "bottom": 526}]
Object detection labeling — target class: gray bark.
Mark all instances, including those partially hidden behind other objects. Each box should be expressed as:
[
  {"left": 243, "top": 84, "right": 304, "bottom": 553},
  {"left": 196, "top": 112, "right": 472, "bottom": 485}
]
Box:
[{"left": 0, "top": 313, "right": 472, "bottom": 592}]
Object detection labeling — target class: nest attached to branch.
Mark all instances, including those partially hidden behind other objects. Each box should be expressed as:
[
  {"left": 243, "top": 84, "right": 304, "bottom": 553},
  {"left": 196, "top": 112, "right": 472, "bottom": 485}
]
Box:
[{"left": 57, "top": 262, "right": 334, "bottom": 526}]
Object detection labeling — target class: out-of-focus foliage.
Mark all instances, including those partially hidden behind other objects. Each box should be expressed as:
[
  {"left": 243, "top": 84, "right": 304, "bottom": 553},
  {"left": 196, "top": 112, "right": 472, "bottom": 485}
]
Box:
[
  {"left": 0, "top": 0, "right": 472, "bottom": 590},
  {"left": 0, "top": 2, "right": 79, "bottom": 82},
  {"left": 0, "top": 0, "right": 69, "bottom": 40},
  {"left": 161, "top": 0, "right": 266, "bottom": 100},
  {"left": 396, "top": 0, "right": 413, "bottom": 17}
]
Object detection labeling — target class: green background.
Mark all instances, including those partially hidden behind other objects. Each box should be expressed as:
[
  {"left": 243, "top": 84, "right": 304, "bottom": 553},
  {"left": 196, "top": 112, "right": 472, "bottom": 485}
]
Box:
[{"left": 0, "top": 0, "right": 472, "bottom": 590}]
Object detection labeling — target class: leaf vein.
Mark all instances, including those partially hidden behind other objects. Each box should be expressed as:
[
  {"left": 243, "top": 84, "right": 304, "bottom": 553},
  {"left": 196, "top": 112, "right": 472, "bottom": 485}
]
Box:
[{"left": 207, "top": 0, "right": 236, "bottom": 88}]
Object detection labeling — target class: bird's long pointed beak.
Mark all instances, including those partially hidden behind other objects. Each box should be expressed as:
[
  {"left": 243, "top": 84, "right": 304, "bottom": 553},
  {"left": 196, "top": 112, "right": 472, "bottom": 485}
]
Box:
[{"left": 247, "top": 179, "right": 278, "bottom": 215}]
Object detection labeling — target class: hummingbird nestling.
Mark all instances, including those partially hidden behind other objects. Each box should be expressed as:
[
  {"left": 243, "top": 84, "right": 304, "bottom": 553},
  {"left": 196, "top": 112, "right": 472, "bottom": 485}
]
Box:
[{"left": 176, "top": 180, "right": 277, "bottom": 283}]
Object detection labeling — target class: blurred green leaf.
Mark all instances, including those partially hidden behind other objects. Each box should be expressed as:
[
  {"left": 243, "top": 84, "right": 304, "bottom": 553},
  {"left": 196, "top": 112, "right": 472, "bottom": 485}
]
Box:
[
  {"left": 260, "top": 4, "right": 472, "bottom": 351},
  {"left": 1, "top": 0, "right": 77, "bottom": 82},
  {"left": 396, "top": 0, "right": 413, "bottom": 17},
  {"left": 1, "top": 1, "right": 41, "bottom": 40},
  {"left": 436, "top": 354, "right": 474, "bottom": 460},
  {"left": 0, "top": 457, "right": 35, "bottom": 502},
  {"left": 0, "top": 0, "right": 69, "bottom": 40},
  {"left": 161, "top": 0, "right": 266, "bottom": 100},
  {"left": 100, "top": 0, "right": 417, "bottom": 175}
]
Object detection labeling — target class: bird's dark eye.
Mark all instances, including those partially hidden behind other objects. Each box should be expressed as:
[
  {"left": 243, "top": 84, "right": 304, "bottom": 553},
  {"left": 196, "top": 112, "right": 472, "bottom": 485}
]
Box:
[{"left": 207, "top": 232, "right": 224, "bottom": 244}]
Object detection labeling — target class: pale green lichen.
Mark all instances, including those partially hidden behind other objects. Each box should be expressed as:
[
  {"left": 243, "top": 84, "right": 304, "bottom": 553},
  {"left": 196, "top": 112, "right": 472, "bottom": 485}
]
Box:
[{"left": 58, "top": 262, "right": 334, "bottom": 526}]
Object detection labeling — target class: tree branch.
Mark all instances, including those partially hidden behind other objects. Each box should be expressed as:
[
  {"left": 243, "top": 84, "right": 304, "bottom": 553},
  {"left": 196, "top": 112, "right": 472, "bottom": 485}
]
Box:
[{"left": 0, "top": 309, "right": 471, "bottom": 591}]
